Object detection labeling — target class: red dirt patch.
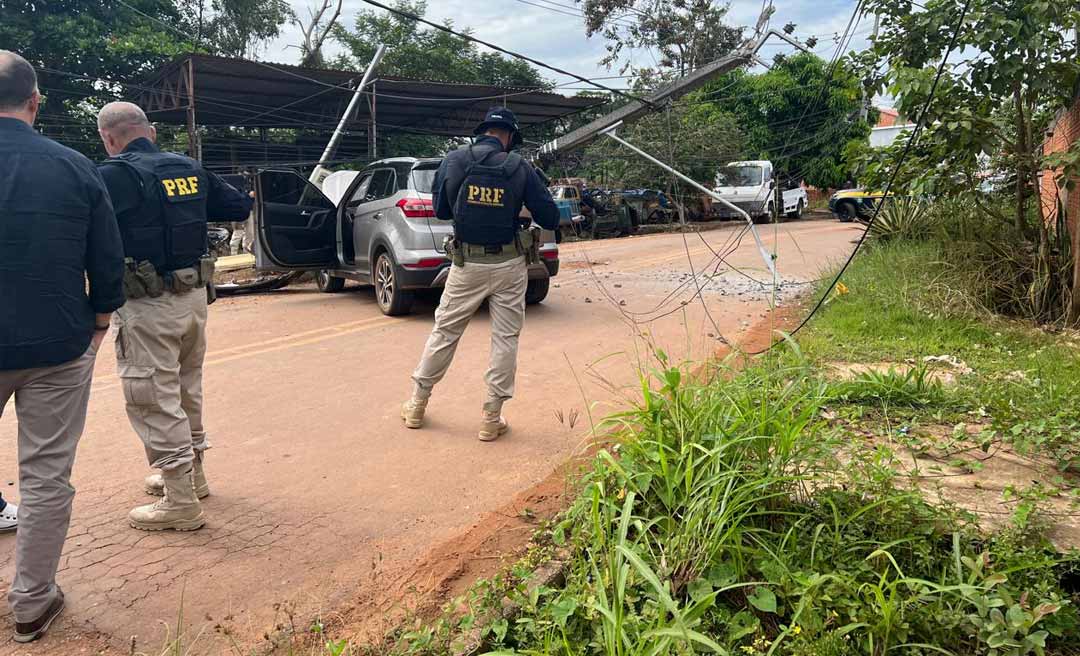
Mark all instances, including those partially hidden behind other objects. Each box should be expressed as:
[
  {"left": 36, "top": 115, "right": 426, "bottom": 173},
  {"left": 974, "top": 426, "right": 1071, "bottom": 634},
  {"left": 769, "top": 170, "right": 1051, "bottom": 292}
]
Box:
[{"left": 266, "top": 301, "right": 810, "bottom": 653}]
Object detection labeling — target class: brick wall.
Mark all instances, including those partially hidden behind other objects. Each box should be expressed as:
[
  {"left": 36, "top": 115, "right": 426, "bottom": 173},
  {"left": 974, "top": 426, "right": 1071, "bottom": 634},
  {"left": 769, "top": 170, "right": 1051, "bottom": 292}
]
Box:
[
  {"left": 1041, "top": 98, "right": 1080, "bottom": 227},
  {"left": 876, "top": 107, "right": 900, "bottom": 128}
]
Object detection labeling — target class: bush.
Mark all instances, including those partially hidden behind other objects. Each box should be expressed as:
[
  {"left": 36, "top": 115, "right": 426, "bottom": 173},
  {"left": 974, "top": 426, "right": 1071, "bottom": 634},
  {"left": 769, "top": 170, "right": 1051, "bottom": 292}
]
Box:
[
  {"left": 427, "top": 358, "right": 1080, "bottom": 656},
  {"left": 868, "top": 197, "right": 936, "bottom": 242},
  {"left": 869, "top": 196, "right": 1077, "bottom": 326}
]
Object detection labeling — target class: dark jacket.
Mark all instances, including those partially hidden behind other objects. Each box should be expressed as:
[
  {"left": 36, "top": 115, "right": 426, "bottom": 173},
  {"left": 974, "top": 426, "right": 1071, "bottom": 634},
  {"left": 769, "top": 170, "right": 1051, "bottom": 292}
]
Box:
[
  {"left": 432, "top": 135, "right": 560, "bottom": 232},
  {"left": 99, "top": 138, "right": 252, "bottom": 267},
  {"left": 0, "top": 117, "right": 126, "bottom": 370}
]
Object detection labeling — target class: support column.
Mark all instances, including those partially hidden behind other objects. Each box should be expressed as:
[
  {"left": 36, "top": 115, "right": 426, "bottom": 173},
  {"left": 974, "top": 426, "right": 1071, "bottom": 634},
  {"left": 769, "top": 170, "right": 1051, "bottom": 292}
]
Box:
[
  {"left": 185, "top": 58, "right": 201, "bottom": 161},
  {"left": 369, "top": 81, "right": 378, "bottom": 161}
]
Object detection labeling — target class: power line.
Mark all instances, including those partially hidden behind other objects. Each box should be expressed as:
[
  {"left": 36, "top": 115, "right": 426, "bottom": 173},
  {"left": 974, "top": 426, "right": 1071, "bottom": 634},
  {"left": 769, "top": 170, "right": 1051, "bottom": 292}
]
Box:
[
  {"left": 509, "top": 0, "right": 637, "bottom": 27},
  {"left": 748, "top": 0, "right": 974, "bottom": 355},
  {"left": 357, "top": 0, "right": 652, "bottom": 107}
]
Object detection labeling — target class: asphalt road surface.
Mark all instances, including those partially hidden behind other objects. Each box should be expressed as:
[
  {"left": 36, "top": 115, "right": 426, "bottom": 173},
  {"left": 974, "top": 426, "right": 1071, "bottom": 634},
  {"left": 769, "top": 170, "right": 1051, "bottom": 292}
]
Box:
[{"left": 0, "top": 219, "right": 862, "bottom": 654}]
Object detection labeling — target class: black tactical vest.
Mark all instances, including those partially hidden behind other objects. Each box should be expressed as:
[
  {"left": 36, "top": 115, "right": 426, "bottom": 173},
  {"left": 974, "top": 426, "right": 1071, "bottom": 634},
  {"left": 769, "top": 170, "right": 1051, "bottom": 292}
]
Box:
[
  {"left": 452, "top": 145, "right": 524, "bottom": 246},
  {"left": 104, "top": 150, "right": 209, "bottom": 272}
]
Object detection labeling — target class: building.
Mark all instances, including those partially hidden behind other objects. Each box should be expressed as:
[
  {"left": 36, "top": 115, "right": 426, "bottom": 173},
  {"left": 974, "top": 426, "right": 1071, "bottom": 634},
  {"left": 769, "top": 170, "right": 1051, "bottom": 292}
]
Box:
[
  {"left": 1041, "top": 94, "right": 1080, "bottom": 227},
  {"left": 870, "top": 106, "right": 916, "bottom": 148},
  {"left": 876, "top": 107, "right": 902, "bottom": 127}
]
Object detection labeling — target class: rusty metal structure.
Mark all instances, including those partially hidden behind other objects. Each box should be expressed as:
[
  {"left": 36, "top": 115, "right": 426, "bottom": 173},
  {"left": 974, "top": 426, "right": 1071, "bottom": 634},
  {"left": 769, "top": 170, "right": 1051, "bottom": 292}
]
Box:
[{"left": 137, "top": 54, "right": 603, "bottom": 170}]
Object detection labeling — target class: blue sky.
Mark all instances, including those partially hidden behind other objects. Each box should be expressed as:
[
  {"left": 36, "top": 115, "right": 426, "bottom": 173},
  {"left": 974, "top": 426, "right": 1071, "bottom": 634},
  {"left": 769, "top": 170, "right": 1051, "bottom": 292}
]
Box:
[{"left": 265, "top": 0, "right": 877, "bottom": 92}]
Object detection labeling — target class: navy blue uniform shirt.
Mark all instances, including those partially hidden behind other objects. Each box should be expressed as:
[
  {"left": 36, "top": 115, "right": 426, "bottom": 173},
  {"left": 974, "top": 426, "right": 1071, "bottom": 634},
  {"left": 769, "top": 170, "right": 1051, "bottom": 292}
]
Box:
[
  {"left": 0, "top": 117, "right": 126, "bottom": 370},
  {"left": 432, "top": 135, "right": 560, "bottom": 232},
  {"left": 98, "top": 138, "right": 253, "bottom": 252}
]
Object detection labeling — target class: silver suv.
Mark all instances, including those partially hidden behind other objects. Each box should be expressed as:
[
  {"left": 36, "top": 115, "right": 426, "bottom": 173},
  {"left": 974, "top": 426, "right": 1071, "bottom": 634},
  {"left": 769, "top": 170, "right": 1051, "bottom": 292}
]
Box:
[{"left": 253, "top": 157, "right": 560, "bottom": 315}]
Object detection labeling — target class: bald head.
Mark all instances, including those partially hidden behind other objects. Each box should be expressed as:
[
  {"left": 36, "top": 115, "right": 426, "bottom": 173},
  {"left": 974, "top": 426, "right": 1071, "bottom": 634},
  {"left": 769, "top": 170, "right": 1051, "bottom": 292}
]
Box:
[
  {"left": 97, "top": 101, "right": 156, "bottom": 156},
  {"left": 0, "top": 50, "right": 40, "bottom": 124}
]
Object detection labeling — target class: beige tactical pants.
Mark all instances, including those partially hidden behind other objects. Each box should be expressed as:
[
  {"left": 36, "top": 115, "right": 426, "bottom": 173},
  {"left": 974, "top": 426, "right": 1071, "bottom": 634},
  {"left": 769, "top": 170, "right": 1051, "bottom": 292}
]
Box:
[
  {"left": 230, "top": 211, "right": 254, "bottom": 255},
  {"left": 114, "top": 289, "right": 208, "bottom": 472},
  {"left": 412, "top": 256, "right": 528, "bottom": 413},
  {"left": 0, "top": 345, "right": 97, "bottom": 622}
]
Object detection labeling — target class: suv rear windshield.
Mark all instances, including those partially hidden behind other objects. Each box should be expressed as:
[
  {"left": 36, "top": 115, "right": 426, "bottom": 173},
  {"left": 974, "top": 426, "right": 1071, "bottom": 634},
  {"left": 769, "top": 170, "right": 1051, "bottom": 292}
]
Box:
[{"left": 410, "top": 164, "right": 440, "bottom": 194}]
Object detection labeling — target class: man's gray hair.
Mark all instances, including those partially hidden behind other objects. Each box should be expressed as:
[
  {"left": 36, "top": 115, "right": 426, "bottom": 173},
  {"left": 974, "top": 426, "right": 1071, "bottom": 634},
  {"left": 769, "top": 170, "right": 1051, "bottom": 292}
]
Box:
[
  {"left": 97, "top": 101, "right": 152, "bottom": 136},
  {"left": 0, "top": 50, "right": 38, "bottom": 112}
]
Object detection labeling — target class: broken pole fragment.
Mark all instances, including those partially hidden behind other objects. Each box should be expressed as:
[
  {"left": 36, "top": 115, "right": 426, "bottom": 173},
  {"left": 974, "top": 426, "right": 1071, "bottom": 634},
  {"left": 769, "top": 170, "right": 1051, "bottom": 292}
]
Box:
[{"left": 598, "top": 122, "right": 778, "bottom": 281}]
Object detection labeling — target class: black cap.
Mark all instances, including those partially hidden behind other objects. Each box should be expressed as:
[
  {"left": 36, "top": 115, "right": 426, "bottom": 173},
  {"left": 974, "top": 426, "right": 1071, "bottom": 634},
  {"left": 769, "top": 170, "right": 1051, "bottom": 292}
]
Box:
[{"left": 474, "top": 106, "right": 523, "bottom": 148}]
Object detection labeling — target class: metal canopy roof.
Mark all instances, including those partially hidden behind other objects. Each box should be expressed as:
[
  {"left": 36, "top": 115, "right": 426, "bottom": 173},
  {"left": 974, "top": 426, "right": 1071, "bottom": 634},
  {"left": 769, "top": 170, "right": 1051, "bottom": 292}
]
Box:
[{"left": 137, "top": 54, "right": 603, "bottom": 136}]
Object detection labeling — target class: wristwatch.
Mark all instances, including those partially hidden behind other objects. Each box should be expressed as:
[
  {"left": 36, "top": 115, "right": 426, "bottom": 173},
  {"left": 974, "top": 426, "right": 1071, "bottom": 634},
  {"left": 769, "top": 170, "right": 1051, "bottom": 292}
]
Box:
[{"left": 94, "top": 323, "right": 110, "bottom": 332}]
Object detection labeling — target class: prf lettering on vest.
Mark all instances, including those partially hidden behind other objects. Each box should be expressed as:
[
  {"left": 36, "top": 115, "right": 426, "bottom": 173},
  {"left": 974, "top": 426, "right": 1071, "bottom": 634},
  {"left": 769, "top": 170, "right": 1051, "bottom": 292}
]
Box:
[
  {"left": 162, "top": 176, "right": 201, "bottom": 197},
  {"left": 466, "top": 184, "right": 506, "bottom": 207}
]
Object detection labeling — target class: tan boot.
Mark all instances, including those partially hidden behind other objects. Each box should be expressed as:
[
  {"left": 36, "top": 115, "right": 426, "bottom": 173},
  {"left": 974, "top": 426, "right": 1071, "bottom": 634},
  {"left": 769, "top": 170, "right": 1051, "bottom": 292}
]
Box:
[
  {"left": 478, "top": 413, "right": 509, "bottom": 442},
  {"left": 401, "top": 397, "right": 428, "bottom": 429},
  {"left": 129, "top": 467, "right": 205, "bottom": 531},
  {"left": 145, "top": 451, "right": 210, "bottom": 498}
]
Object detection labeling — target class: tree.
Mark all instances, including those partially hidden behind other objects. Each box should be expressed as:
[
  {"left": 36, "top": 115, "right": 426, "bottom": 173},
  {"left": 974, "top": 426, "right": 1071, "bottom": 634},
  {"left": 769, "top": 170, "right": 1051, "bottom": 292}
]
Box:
[
  {"left": 862, "top": 0, "right": 1080, "bottom": 322},
  {"left": 694, "top": 52, "right": 873, "bottom": 189},
  {"left": 557, "top": 102, "right": 745, "bottom": 197},
  {"left": 202, "top": 0, "right": 292, "bottom": 59},
  {"left": 0, "top": 0, "right": 192, "bottom": 156},
  {"left": 864, "top": 0, "right": 1079, "bottom": 233},
  {"left": 332, "top": 0, "right": 547, "bottom": 88},
  {"left": 579, "top": 0, "right": 744, "bottom": 78},
  {"left": 330, "top": 0, "right": 550, "bottom": 157},
  {"left": 293, "top": 0, "right": 343, "bottom": 68}
]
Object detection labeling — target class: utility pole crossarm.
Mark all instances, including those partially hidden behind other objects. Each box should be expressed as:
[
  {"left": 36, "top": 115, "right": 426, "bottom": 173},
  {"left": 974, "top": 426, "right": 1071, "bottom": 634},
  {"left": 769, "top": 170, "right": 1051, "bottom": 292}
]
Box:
[
  {"left": 536, "top": 5, "right": 807, "bottom": 160},
  {"left": 538, "top": 48, "right": 756, "bottom": 158}
]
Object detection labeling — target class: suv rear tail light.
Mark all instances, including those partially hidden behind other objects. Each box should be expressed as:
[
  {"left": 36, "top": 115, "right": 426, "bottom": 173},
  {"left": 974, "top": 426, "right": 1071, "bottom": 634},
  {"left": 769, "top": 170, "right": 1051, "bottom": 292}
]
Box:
[
  {"left": 396, "top": 197, "right": 435, "bottom": 219},
  {"left": 540, "top": 247, "right": 559, "bottom": 261},
  {"left": 403, "top": 257, "right": 449, "bottom": 270}
]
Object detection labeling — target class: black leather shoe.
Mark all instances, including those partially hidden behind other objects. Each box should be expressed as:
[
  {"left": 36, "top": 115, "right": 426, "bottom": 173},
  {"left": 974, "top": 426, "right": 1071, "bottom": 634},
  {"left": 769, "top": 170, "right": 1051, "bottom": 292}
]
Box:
[{"left": 13, "top": 589, "right": 64, "bottom": 643}]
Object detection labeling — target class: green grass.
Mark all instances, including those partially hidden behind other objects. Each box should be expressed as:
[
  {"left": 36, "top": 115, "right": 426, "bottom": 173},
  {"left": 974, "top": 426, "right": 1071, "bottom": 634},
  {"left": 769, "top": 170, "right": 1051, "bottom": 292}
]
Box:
[
  {"left": 800, "top": 240, "right": 1080, "bottom": 469},
  {"left": 376, "top": 358, "right": 1080, "bottom": 655},
  {"left": 334, "top": 239, "right": 1080, "bottom": 656}
]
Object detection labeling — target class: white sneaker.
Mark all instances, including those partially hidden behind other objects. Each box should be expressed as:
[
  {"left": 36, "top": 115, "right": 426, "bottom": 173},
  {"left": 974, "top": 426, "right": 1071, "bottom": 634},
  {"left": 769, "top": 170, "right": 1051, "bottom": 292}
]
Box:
[{"left": 0, "top": 503, "right": 18, "bottom": 532}]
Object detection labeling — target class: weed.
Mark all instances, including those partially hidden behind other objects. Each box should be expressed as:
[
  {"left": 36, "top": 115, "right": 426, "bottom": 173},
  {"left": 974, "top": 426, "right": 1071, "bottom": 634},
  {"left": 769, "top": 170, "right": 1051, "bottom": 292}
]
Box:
[
  {"left": 828, "top": 365, "right": 949, "bottom": 408},
  {"left": 374, "top": 238, "right": 1080, "bottom": 656},
  {"left": 869, "top": 197, "right": 936, "bottom": 242}
]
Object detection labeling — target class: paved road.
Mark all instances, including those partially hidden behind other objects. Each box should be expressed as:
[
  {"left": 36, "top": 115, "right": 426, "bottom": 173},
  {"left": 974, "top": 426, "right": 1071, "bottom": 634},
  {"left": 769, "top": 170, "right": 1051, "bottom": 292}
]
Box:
[{"left": 0, "top": 219, "right": 861, "bottom": 654}]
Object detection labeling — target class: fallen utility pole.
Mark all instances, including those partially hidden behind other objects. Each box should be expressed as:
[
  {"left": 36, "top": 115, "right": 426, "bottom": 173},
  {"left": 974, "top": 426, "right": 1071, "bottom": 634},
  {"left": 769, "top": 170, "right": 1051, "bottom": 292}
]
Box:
[
  {"left": 308, "top": 44, "right": 387, "bottom": 188},
  {"left": 599, "top": 122, "right": 778, "bottom": 281},
  {"left": 538, "top": 22, "right": 811, "bottom": 159}
]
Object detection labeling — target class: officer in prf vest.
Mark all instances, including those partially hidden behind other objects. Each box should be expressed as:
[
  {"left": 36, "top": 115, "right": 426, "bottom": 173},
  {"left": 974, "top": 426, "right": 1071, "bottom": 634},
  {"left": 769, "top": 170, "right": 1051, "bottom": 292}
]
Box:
[
  {"left": 96, "top": 102, "right": 251, "bottom": 532},
  {"left": 402, "top": 107, "right": 560, "bottom": 440}
]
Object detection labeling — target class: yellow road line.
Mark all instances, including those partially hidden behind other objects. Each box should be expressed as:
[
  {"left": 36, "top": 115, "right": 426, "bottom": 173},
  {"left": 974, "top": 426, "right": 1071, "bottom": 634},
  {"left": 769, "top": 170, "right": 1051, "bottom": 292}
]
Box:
[
  {"left": 621, "top": 246, "right": 716, "bottom": 272},
  {"left": 92, "top": 315, "right": 399, "bottom": 390},
  {"left": 207, "top": 315, "right": 389, "bottom": 358}
]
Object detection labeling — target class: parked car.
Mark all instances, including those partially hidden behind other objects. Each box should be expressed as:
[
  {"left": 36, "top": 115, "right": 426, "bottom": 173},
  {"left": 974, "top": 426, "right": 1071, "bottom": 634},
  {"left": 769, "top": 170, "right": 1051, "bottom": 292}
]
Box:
[
  {"left": 829, "top": 189, "right": 886, "bottom": 222},
  {"left": 549, "top": 184, "right": 584, "bottom": 229},
  {"left": 713, "top": 160, "right": 807, "bottom": 223},
  {"left": 252, "top": 157, "right": 560, "bottom": 316},
  {"left": 619, "top": 189, "right": 675, "bottom": 224}
]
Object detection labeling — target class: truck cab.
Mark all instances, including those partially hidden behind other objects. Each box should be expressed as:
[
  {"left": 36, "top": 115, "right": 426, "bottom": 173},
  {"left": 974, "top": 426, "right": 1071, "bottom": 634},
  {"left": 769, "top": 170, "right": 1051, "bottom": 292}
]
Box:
[{"left": 713, "top": 160, "right": 807, "bottom": 223}]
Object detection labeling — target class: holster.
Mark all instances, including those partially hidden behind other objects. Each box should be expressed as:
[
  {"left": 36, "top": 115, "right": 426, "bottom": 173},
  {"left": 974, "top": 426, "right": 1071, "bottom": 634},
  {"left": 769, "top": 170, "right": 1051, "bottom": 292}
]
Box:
[
  {"left": 445, "top": 235, "right": 465, "bottom": 267},
  {"left": 203, "top": 255, "right": 219, "bottom": 305},
  {"left": 198, "top": 255, "right": 216, "bottom": 285},
  {"left": 517, "top": 227, "right": 541, "bottom": 265}
]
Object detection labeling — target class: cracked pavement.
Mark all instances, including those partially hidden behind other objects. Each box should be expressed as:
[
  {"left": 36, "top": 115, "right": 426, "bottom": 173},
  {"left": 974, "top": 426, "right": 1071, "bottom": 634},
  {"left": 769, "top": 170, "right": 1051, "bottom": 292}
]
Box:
[{"left": 0, "top": 220, "right": 862, "bottom": 654}]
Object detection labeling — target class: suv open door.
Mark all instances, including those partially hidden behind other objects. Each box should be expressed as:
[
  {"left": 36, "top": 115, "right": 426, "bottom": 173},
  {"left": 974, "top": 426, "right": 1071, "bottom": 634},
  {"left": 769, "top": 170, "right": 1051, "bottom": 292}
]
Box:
[{"left": 255, "top": 169, "right": 338, "bottom": 270}]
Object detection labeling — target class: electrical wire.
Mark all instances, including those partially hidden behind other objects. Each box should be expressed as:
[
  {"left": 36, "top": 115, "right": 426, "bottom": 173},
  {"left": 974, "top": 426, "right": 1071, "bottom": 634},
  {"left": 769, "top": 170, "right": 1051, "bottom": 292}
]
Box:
[
  {"left": 747, "top": 0, "right": 974, "bottom": 355},
  {"left": 509, "top": 0, "right": 637, "bottom": 27},
  {"left": 586, "top": 1, "right": 869, "bottom": 331},
  {"left": 356, "top": 0, "right": 653, "bottom": 107}
]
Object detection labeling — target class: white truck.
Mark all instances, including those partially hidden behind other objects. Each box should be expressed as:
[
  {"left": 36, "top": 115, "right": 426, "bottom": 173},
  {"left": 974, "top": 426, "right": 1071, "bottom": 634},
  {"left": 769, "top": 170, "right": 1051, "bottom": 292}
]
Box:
[{"left": 713, "top": 160, "right": 807, "bottom": 223}]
